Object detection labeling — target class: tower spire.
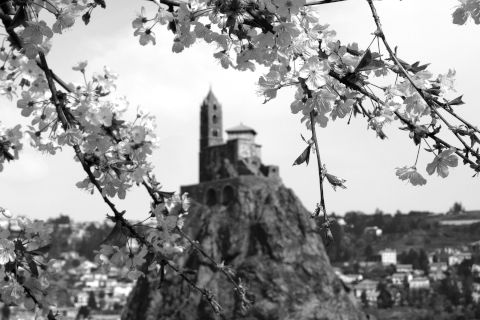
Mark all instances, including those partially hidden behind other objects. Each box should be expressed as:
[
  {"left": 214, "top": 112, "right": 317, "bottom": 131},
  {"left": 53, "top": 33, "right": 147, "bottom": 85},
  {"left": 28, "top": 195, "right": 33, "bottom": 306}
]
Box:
[{"left": 199, "top": 88, "right": 223, "bottom": 182}]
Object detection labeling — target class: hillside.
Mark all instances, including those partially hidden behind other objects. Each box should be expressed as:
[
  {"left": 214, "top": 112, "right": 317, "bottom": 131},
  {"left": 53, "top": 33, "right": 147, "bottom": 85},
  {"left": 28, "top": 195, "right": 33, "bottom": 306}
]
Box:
[
  {"left": 122, "top": 177, "right": 365, "bottom": 320},
  {"left": 326, "top": 210, "right": 480, "bottom": 265}
]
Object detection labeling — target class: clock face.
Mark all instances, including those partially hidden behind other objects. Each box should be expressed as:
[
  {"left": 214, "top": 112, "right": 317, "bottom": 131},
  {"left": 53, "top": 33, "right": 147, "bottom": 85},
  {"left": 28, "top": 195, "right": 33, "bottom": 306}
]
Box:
[{"left": 239, "top": 144, "right": 251, "bottom": 158}]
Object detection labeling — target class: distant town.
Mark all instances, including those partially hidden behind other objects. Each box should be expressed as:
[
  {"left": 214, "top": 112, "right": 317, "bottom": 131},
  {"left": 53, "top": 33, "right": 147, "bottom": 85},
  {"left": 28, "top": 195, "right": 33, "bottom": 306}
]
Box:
[
  {"left": 1, "top": 203, "right": 480, "bottom": 319},
  {"left": 0, "top": 216, "right": 134, "bottom": 320},
  {"left": 326, "top": 203, "right": 480, "bottom": 319}
]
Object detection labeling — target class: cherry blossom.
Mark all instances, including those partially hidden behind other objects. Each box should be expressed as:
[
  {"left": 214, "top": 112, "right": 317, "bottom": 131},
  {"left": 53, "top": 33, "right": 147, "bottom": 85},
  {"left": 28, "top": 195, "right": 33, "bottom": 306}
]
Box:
[
  {"left": 426, "top": 148, "right": 459, "bottom": 178},
  {"left": 396, "top": 166, "right": 427, "bottom": 186},
  {"left": 0, "top": 239, "right": 15, "bottom": 264}
]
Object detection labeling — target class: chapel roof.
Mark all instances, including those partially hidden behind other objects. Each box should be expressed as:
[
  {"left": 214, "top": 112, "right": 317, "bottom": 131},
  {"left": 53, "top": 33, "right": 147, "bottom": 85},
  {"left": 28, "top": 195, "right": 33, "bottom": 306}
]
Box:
[{"left": 226, "top": 123, "right": 257, "bottom": 135}]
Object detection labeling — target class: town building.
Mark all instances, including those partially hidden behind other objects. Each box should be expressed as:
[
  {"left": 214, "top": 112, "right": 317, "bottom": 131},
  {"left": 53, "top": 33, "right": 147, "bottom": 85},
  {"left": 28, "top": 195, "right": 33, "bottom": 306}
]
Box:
[
  {"left": 429, "top": 262, "right": 448, "bottom": 273},
  {"left": 391, "top": 273, "right": 412, "bottom": 286},
  {"left": 379, "top": 249, "right": 397, "bottom": 265},
  {"left": 472, "top": 264, "right": 480, "bottom": 274},
  {"left": 409, "top": 277, "right": 430, "bottom": 290},
  {"left": 353, "top": 279, "right": 379, "bottom": 306},
  {"left": 181, "top": 90, "right": 281, "bottom": 205},
  {"left": 448, "top": 251, "right": 472, "bottom": 266},
  {"left": 429, "top": 270, "right": 446, "bottom": 281},
  {"left": 413, "top": 269, "right": 425, "bottom": 276},
  {"left": 82, "top": 273, "right": 108, "bottom": 289},
  {"left": 333, "top": 268, "right": 363, "bottom": 284},
  {"left": 430, "top": 247, "right": 457, "bottom": 262},
  {"left": 359, "top": 261, "right": 378, "bottom": 268}
]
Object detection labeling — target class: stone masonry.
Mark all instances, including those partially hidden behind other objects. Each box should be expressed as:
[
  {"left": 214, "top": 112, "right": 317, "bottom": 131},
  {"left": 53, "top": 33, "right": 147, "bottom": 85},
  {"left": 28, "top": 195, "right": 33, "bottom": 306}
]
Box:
[{"left": 181, "top": 89, "right": 280, "bottom": 206}]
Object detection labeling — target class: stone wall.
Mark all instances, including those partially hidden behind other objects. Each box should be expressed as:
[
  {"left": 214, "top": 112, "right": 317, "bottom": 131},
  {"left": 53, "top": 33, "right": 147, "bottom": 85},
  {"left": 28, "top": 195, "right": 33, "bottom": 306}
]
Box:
[{"left": 181, "top": 175, "right": 282, "bottom": 206}]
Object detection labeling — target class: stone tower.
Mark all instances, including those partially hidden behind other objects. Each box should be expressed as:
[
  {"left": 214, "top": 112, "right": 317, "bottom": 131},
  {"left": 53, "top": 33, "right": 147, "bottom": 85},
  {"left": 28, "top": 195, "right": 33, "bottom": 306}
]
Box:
[
  {"left": 199, "top": 89, "right": 223, "bottom": 182},
  {"left": 182, "top": 89, "right": 280, "bottom": 206}
]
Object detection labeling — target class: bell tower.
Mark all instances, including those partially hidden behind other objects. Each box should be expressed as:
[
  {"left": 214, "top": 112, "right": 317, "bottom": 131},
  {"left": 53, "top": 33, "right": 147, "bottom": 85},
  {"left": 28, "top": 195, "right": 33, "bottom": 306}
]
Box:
[{"left": 199, "top": 89, "right": 223, "bottom": 182}]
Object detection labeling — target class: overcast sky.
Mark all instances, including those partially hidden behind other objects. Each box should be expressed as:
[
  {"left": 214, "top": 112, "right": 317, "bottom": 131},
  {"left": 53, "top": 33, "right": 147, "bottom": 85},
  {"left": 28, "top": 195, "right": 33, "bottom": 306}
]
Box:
[{"left": 0, "top": 0, "right": 479, "bottom": 221}]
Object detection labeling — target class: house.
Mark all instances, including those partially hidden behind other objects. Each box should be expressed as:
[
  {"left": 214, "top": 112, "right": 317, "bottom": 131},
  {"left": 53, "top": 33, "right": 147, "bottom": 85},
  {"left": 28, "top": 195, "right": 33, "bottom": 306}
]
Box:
[
  {"left": 49, "top": 259, "right": 66, "bottom": 273},
  {"left": 413, "top": 269, "right": 425, "bottom": 276},
  {"left": 396, "top": 264, "right": 413, "bottom": 273},
  {"left": 74, "top": 291, "right": 89, "bottom": 308},
  {"left": 78, "top": 260, "right": 97, "bottom": 273},
  {"left": 473, "top": 292, "right": 480, "bottom": 303},
  {"left": 60, "top": 251, "right": 80, "bottom": 260},
  {"left": 431, "top": 272, "right": 446, "bottom": 281},
  {"left": 472, "top": 264, "right": 480, "bottom": 274},
  {"left": 448, "top": 252, "right": 472, "bottom": 266},
  {"left": 55, "top": 307, "right": 77, "bottom": 319},
  {"left": 409, "top": 277, "right": 430, "bottom": 290},
  {"left": 380, "top": 249, "right": 397, "bottom": 265},
  {"left": 359, "top": 261, "right": 378, "bottom": 268},
  {"left": 429, "top": 270, "right": 446, "bottom": 281},
  {"left": 82, "top": 273, "right": 108, "bottom": 288},
  {"left": 108, "top": 266, "right": 121, "bottom": 278},
  {"left": 112, "top": 281, "right": 134, "bottom": 299},
  {"left": 353, "top": 279, "right": 379, "bottom": 305},
  {"left": 391, "top": 273, "right": 412, "bottom": 286},
  {"left": 430, "top": 262, "right": 448, "bottom": 273},
  {"left": 336, "top": 272, "right": 363, "bottom": 284}
]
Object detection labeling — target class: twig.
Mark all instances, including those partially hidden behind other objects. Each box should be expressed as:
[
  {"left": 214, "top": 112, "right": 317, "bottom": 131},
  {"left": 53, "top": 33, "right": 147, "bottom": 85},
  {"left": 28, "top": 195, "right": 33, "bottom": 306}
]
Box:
[
  {"left": 165, "top": 261, "right": 225, "bottom": 317},
  {"left": 438, "top": 101, "right": 480, "bottom": 135},
  {"left": 414, "top": 142, "right": 421, "bottom": 167},
  {"left": 305, "top": 0, "right": 347, "bottom": 6},
  {"left": 175, "top": 227, "right": 249, "bottom": 306},
  {"left": 309, "top": 110, "right": 327, "bottom": 220}
]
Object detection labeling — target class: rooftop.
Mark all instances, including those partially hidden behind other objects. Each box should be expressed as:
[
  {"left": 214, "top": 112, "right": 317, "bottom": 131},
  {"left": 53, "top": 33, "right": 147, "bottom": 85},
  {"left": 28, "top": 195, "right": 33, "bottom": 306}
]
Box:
[{"left": 226, "top": 123, "right": 257, "bottom": 135}]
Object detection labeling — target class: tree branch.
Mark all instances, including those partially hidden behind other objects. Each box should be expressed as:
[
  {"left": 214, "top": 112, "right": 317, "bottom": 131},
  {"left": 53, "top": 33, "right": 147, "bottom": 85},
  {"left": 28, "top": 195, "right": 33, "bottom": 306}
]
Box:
[{"left": 366, "top": 0, "right": 480, "bottom": 166}]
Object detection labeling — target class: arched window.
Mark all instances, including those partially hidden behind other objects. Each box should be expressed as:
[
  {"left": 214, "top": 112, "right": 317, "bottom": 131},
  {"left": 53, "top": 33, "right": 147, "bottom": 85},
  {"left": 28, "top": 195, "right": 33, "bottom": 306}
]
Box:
[
  {"left": 222, "top": 185, "right": 235, "bottom": 205},
  {"left": 205, "top": 189, "right": 217, "bottom": 206},
  {"left": 213, "top": 104, "right": 217, "bottom": 110},
  {"left": 212, "top": 129, "right": 218, "bottom": 137},
  {"left": 212, "top": 114, "right": 218, "bottom": 124}
]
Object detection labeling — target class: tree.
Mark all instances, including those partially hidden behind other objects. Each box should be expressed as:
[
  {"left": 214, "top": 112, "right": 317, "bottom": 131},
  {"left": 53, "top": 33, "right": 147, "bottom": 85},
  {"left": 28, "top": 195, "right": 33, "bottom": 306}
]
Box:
[
  {"left": 364, "top": 244, "right": 374, "bottom": 260},
  {"left": 87, "top": 291, "right": 98, "bottom": 311},
  {"left": 418, "top": 249, "right": 430, "bottom": 273},
  {"left": 76, "top": 306, "right": 90, "bottom": 320},
  {"left": 0, "top": 0, "right": 479, "bottom": 318},
  {"left": 448, "top": 202, "right": 466, "bottom": 215},
  {"left": 377, "top": 282, "right": 394, "bottom": 309},
  {"left": 360, "top": 290, "right": 369, "bottom": 308},
  {"left": 1, "top": 303, "right": 10, "bottom": 320}
]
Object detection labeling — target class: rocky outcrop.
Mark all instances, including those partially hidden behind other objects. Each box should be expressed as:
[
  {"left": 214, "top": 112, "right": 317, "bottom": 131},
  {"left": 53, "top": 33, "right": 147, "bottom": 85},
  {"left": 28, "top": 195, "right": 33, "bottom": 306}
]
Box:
[{"left": 122, "top": 177, "right": 365, "bottom": 320}]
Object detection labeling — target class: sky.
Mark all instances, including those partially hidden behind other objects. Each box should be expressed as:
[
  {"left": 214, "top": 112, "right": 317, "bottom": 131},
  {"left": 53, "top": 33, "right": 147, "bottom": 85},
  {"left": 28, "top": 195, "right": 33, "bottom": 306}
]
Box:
[{"left": 0, "top": 0, "right": 479, "bottom": 221}]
